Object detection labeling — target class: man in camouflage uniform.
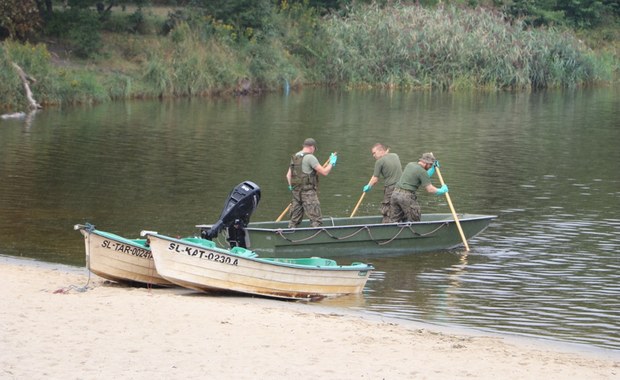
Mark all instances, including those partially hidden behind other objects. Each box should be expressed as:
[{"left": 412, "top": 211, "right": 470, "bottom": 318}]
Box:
[
  {"left": 361, "top": 143, "right": 402, "bottom": 223},
  {"left": 389, "top": 152, "right": 448, "bottom": 222},
  {"left": 286, "top": 138, "right": 337, "bottom": 228}
]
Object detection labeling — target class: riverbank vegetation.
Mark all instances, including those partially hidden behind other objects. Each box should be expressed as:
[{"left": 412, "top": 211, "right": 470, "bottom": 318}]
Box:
[{"left": 1, "top": 0, "right": 618, "bottom": 110}]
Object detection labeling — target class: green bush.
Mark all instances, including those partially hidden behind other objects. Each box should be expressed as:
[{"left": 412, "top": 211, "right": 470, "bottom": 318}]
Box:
[
  {"left": 1, "top": 41, "right": 56, "bottom": 109},
  {"left": 45, "top": 9, "right": 102, "bottom": 58},
  {"left": 0, "top": 0, "right": 41, "bottom": 40},
  {"left": 0, "top": 44, "right": 23, "bottom": 110}
]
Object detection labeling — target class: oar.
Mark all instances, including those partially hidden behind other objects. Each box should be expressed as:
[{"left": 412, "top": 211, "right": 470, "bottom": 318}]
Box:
[
  {"left": 275, "top": 204, "right": 290, "bottom": 222},
  {"left": 350, "top": 192, "right": 366, "bottom": 218},
  {"left": 350, "top": 175, "right": 373, "bottom": 217},
  {"left": 435, "top": 167, "right": 470, "bottom": 251},
  {"left": 276, "top": 155, "right": 335, "bottom": 222}
]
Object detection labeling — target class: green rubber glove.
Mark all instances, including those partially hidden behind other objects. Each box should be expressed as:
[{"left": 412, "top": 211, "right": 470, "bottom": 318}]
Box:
[
  {"left": 363, "top": 184, "right": 372, "bottom": 192},
  {"left": 329, "top": 153, "right": 338, "bottom": 166},
  {"left": 288, "top": 185, "right": 293, "bottom": 191},
  {"left": 427, "top": 166, "right": 436, "bottom": 177},
  {"left": 427, "top": 160, "right": 441, "bottom": 177},
  {"left": 435, "top": 184, "right": 448, "bottom": 196}
]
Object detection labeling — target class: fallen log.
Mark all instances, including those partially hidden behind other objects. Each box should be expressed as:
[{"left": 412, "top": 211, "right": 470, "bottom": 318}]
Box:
[{"left": 11, "top": 62, "right": 42, "bottom": 110}]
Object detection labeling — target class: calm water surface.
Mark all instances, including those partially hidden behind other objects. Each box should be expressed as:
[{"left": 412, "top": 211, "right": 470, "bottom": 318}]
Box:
[{"left": 1, "top": 87, "right": 618, "bottom": 351}]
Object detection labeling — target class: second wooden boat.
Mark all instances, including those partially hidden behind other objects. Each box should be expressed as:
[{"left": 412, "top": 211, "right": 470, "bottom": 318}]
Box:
[
  {"left": 143, "top": 231, "right": 374, "bottom": 301},
  {"left": 74, "top": 223, "right": 172, "bottom": 286}
]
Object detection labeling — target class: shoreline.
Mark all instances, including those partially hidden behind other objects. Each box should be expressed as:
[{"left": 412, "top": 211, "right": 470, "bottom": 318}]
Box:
[{"left": 1, "top": 255, "right": 618, "bottom": 379}]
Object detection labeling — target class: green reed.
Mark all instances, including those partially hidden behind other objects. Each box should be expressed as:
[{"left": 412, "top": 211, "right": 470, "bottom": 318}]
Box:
[
  {"left": 1, "top": 41, "right": 58, "bottom": 109},
  {"left": 0, "top": 44, "right": 23, "bottom": 110},
  {"left": 1, "top": 4, "right": 615, "bottom": 110},
  {"left": 308, "top": 4, "right": 612, "bottom": 90}
]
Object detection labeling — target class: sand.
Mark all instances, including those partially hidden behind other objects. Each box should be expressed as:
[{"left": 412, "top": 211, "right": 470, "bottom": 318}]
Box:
[{"left": 1, "top": 257, "right": 618, "bottom": 380}]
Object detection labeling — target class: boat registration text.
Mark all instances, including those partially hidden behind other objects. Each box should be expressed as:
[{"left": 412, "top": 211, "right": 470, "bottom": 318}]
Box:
[
  {"left": 167, "top": 243, "right": 239, "bottom": 266},
  {"left": 101, "top": 240, "right": 152, "bottom": 259}
]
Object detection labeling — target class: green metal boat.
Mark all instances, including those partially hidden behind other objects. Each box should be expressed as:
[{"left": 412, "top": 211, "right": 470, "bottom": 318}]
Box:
[
  {"left": 192, "top": 181, "right": 495, "bottom": 259},
  {"left": 235, "top": 213, "right": 496, "bottom": 258}
]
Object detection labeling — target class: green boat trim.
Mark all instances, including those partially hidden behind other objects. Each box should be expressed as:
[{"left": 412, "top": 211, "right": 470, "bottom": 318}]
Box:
[
  {"left": 91, "top": 229, "right": 149, "bottom": 249},
  {"left": 224, "top": 213, "right": 497, "bottom": 258},
  {"left": 156, "top": 233, "right": 374, "bottom": 271}
]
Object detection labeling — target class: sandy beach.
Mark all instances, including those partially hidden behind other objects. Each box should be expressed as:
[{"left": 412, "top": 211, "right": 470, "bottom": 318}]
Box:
[{"left": 1, "top": 257, "right": 617, "bottom": 380}]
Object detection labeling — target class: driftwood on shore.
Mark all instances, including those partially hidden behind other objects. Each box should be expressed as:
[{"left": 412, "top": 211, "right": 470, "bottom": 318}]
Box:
[
  {"left": 10, "top": 62, "right": 42, "bottom": 110},
  {"left": 1, "top": 61, "right": 42, "bottom": 121}
]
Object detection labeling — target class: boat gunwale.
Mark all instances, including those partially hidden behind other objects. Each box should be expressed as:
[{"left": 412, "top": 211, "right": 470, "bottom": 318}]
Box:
[
  {"left": 75, "top": 225, "right": 171, "bottom": 286},
  {"left": 243, "top": 213, "right": 497, "bottom": 233},
  {"left": 85, "top": 228, "right": 149, "bottom": 249},
  {"left": 146, "top": 233, "right": 374, "bottom": 272}
]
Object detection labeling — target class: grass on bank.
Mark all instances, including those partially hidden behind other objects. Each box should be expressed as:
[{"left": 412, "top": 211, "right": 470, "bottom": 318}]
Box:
[{"left": 0, "top": 3, "right": 617, "bottom": 111}]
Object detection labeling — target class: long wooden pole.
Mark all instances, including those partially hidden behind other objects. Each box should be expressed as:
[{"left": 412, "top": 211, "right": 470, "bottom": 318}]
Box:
[
  {"left": 275, "top": 204, "right": 290, "bottom": 222},
  {"left": 350, "top": 175, "right": 373, "bottom": 218},
  {"left": 435, "top": 167, "right": 470, "bottom": 251},
  {"left": 276, "top": 155, "right": 333, "bottom": 222},
  {"left": 349, "top": 192, "right": 366, "bottom": 218}
]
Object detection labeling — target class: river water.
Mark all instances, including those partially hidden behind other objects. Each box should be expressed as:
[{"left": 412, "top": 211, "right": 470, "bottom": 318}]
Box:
[{"left": 1, "top": 87, "right": 618, "bottom": 351}]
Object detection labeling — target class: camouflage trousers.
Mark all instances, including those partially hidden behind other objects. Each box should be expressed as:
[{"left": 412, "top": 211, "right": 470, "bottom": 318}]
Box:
[
  {"left": 289, "top": 188, "right": 322, "bottom": 228},
  {"left": 389, "top": 188, "right": 421, "bottom": 222},
  {"left": 381, "top": 185, "right": 396, "bottom": 223}
]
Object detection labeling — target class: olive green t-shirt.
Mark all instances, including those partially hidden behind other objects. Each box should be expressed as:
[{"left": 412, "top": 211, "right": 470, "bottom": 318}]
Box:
[
  {"left": 297, "top": 151, "right": 319, "bottom": 174},
  {"left": 373, "top": 152, "right": 402, "bottom": 187},
  {"left": 396, "top": 162, "right": 431, "bottom": 192}
]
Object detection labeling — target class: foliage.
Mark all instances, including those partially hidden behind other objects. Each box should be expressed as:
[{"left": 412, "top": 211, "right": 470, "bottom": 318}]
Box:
[
  {"left": 0, "top": 0, "right": 41, "bottom": 40},
  {"left": 66, "top": 0, "right": 148, "bottom": 16},
  {"left": 1, "top": 41, "right": 56, "bottom": 109},
  {"left": 555, "top": 0, "right": 613, "bottom": 28},
  {"left": 101, "top": 7, "right": 159, "bottom": 35},
  {"left": 45, "top": 8, "right": 102, "bottom": 58},
  {"left": 0, "top": 43, "right": 24, "bottom": 109},
  {"left": 304, "top": 3, "right": 611, "bottom": 89},
  {"left": 0, "top": 40, "right": 114, "bottom": 110},
  {"left": 273, "top": 1, "right": 331, "bottom": 83},
  {"left": 189, "top": 0, "right": 275, "bottom": 41},
  {"left": 1, "top": 1, "right": 617, "bottom": 109},
  {"left": 498, "top": 0, "right": 618, "bottom": 28}
]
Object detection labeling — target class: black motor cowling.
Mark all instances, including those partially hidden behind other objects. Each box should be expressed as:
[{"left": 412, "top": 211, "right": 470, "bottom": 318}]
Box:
[{"left": 200, "top": 181, "right": 261, "bottom": 248}]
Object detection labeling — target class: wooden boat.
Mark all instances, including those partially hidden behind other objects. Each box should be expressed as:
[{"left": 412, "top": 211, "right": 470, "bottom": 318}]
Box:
[
  {"left": 74, "top": 224, "right": 172, "bottom": 286},
  {"left": 232, "top": 213, "right": 496, "bottom": 258},
  {"left": 143, "top": 231, "right": 374, "bottom": 301}
]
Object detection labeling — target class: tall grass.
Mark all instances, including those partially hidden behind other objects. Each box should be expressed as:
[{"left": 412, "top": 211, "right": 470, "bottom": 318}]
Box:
[
  {"left": 1, "top": 40, "right": 113, "bottom": 109},
  {"left": 135, "top": 18, "right": 303, "bottom": 97},
  {"left": 1, "top": 41, "right": 71, "bottom": 109},
  {"left": 305, "top": 4, "right": 613, "bottom": 90},
  {"left": 0, "top": 43, "right": 24, "bottom": 110},
  {"left": 137, "top": 23, "right": 243, "bottom": 96},
  {"left": 0, "top": 3, "right": 616, "bottom": 110}
]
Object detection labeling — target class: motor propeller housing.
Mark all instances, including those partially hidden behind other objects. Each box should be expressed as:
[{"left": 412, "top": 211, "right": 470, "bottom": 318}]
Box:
[{"left": 200, "top": 181, "right": 261, "bottom": 247}]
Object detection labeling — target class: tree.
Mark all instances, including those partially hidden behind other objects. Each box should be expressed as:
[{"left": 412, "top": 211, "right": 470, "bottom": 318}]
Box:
[
  {"left": 34, "top": 0, "right": 53, "bottom": 18},
  {"left": 498, "top": 0, "right": 619, "bottom": 28},
  {"left": 191, "top": 0, "right": 276, "bottom": 38},
  {"left": 502, "top": 0, "right": 564, "bottom": 27},
  {"left": 0, "top": 0, "right": 41, "bottom": 40},
  {"left": 555, "top": 0, "right": 609, "bottom": 28}
]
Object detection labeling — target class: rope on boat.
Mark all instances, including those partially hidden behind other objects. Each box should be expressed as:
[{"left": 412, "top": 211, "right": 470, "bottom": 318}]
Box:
[
  {"left": 55, "top": 224, "right": 95, "bottom": 293},
  {"left": 74, "top": 225, "right": 94, "bottom": 292},
  {"left": 273, "top": 221, "right": 450, "bottom": 246}
]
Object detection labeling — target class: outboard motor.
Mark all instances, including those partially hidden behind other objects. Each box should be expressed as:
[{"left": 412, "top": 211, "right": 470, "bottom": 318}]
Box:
[{"left": 200, "top": 181, "right": 261, "bottom": 248}]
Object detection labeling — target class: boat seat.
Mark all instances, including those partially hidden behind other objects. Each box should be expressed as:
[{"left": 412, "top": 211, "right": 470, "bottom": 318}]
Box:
[
  {"left": 96, "top": 231, "right": 148, "bottom": 248},
  {"left": 267, "top": 257, "right": 338, "bottom": 267},
  {"left": 230, "top": 246, "right": 258, "bottom": 258},
  {"left": 182, "top": 237, "right": 216, "bottom": 248}
]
